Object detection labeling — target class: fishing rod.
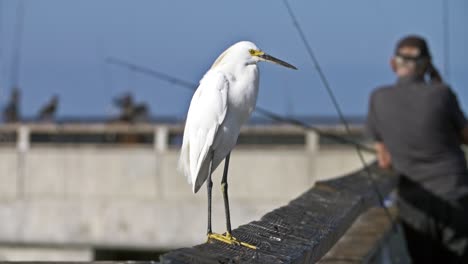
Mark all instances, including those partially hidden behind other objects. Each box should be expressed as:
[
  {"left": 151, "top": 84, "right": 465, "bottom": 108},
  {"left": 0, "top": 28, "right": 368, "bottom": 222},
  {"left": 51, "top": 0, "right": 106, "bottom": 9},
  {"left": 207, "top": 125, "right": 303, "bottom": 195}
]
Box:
[
  {"left": 106, "top": 57, "right": 376, "bottom": 153},
  {"left": 442, "top": 0, "right": 450, "bottom": 80},
  {"left": 0, "top": 0, "right": 3, "bottom": 97},
  {"left": 10, "top": 0, "right": 25, "bottom": 92},
  {"left": 282, "top": 0, "right": 395, "bottom": 226}
]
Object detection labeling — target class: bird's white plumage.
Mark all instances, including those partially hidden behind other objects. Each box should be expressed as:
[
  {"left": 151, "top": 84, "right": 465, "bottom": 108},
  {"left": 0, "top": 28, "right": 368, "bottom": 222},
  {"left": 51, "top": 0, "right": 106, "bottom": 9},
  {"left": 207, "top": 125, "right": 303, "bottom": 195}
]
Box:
[
  {"left": 179, "top": 41, "right": 278, "bottom": 193},
  {"left": 176, "top": 41, "right": 296, "bottom": 248},
  {"left": 178, "top": 70, "right": 229, "bottom": 192}
]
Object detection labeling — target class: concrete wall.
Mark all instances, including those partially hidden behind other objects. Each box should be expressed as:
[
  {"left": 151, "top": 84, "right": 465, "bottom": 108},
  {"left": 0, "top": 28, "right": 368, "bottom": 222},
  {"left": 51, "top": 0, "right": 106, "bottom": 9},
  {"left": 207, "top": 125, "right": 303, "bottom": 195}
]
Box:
[{"left": 0, "top": 124, "right": 375, "bottom": 260}]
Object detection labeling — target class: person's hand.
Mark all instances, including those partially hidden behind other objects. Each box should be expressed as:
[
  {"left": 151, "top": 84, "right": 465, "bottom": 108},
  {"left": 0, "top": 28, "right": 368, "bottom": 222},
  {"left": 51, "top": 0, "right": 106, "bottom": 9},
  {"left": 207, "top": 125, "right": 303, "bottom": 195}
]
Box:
[{"left": 375, "top": 142, "right": 392, "bottom": 169}]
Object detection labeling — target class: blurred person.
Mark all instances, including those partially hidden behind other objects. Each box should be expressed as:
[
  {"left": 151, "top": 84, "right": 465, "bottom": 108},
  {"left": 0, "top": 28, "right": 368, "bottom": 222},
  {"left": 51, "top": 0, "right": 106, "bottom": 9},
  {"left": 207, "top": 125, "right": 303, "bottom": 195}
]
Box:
[
  {"left": 3, "top": 88, "right": 20, "bottom": 123},
  {"left": 367, "top": 35, "right": 468, "bottom": 263}
]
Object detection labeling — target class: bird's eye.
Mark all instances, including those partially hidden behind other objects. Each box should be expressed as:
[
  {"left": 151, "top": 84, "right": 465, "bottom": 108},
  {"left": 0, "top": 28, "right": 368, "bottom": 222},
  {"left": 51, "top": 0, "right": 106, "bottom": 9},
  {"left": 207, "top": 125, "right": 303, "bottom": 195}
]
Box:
[{"left": 249, "top": 49, "right": 256, "bottom": 55}]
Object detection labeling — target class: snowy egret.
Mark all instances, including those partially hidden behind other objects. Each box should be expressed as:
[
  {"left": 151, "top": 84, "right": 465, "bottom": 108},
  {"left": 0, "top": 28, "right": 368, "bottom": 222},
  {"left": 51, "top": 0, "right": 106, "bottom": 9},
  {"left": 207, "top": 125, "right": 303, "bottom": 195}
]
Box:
[{"left": 178, "top": 41, "right": 297, "bottom": 249}]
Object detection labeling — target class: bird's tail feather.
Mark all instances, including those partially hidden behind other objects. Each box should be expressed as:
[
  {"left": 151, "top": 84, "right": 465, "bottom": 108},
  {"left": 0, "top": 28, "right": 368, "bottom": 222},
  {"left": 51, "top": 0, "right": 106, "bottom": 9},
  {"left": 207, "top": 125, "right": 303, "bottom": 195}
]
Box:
[
  {"left": 193, "top": 159, "right": 210, "bottom": 193},
  {"left": 178, "top": 137, "right": 209, "bottom": 193},
  {"left": 177, "top": 139, "right": 192, "bottom": 186}
]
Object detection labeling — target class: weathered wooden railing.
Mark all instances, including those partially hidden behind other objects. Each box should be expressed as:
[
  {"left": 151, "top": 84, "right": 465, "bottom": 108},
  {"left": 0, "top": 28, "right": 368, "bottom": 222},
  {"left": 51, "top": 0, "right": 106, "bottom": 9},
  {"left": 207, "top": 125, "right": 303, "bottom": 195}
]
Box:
[{"left": 159, "top": 163, "right": 399, "bottom": 264}]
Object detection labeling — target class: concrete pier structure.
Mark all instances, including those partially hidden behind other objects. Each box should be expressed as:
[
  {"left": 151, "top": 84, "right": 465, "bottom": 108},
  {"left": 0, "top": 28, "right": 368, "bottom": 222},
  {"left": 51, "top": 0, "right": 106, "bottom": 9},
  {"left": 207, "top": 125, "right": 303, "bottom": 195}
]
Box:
[{"left": 0, "top": 122, "right": 374, "bottom": 260}]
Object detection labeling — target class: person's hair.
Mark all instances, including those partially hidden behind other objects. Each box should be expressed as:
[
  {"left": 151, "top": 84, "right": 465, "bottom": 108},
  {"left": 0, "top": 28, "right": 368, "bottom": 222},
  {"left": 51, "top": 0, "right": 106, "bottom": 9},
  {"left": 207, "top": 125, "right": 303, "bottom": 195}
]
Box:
[
  {"left": 395, "top": 35, "right": 443, "bottom": 83},
  {"left": 426, "top": 62, "right": 443, "bottom": 83}
]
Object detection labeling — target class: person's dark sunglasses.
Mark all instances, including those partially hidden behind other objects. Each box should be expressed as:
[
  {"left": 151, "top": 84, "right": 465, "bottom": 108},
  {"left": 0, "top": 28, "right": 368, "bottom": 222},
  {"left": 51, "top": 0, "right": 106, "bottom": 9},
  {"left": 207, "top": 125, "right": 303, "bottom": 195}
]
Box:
[{"left": 395, "top": 52, "right": 424, "bottom": 62}]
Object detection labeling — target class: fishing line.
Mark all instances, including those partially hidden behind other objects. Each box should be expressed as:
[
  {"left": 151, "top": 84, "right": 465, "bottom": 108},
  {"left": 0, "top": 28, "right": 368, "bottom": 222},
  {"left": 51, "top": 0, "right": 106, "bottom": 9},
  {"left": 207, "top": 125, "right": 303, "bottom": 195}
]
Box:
[
  {"left": 282, "top": 0, "right": 395, "bottom": 226},
  {"left": 106, "top": 57, "right": 376, "bottom": 153}
]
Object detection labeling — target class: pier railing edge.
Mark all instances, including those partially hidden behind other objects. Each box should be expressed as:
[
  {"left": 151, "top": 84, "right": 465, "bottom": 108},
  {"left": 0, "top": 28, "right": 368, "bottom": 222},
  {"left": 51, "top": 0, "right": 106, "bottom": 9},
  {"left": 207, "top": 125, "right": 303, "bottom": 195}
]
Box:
[{"left": 160, "top": 163, "right": 398, "bottom": 264}]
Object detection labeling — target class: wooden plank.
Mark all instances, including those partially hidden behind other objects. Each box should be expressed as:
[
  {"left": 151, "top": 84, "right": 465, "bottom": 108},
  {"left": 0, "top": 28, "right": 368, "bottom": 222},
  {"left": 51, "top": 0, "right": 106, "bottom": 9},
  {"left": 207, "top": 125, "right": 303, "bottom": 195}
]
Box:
[
  {"left": 317, "top": 207, "right": 398, "bottom": 263},
  {"left": 159, "top": 164, "right": 397, "bottom": 264}
]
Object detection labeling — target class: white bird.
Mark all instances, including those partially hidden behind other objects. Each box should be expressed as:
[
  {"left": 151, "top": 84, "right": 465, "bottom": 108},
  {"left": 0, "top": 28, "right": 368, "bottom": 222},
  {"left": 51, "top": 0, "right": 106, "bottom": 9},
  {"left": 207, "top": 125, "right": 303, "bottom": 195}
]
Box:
[{"left": 178, "top": 41, "right": 296, "bottom": 249}]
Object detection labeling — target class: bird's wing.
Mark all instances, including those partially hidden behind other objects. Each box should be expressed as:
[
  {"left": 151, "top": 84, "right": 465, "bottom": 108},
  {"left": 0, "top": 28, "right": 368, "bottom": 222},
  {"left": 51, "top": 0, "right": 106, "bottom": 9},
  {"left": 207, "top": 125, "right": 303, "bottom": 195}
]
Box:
[{"left": 178, "top": 70, "right": 229, "bottom": 193}]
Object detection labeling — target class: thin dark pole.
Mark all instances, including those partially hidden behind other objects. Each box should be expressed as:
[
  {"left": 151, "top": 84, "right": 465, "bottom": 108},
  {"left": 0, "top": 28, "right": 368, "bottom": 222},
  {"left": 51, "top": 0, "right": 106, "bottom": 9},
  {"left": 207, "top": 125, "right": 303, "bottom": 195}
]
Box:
[
  {"left": 282, "top": 0, "right": 394, "bottom": 227},
  {"left": 442, "top": 0, "right": 450, "bottom": 80},
  {"left": 10, "top": 0, "right": 25, "bottom": 91},
  {"left": 0, "top": 0, "right": 3, "bottom": 96}
]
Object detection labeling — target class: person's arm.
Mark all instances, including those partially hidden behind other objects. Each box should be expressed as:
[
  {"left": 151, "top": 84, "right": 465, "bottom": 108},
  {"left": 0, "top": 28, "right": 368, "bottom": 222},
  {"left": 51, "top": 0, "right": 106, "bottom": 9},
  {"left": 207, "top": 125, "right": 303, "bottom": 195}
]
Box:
[
  {"left": 462, "top": 126, "right": 468, "bottom": 145},
  {"left": 366, "top": 90, "right": 392, "bottom": 169},
  {"left": 446, "top": 88, "right": 468, "bottom": 145},
  {"left": 366, "top": 91, "right": 392, "bottom": 169},
  {"left": 375, "top": 142, "right": 392, "bottom": 169}
]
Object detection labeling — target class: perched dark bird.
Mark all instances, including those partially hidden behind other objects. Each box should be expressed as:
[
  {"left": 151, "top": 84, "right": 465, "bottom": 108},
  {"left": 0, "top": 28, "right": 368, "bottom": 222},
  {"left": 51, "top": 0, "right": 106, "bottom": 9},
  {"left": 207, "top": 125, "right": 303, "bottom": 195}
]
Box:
[
  {"left": 3, "top": 88, "right": 21, "bottom": 123},
  {"left": 113, "top": 93, "right": 149, "bottom": 122},
  {"left": 38, "top": 95, "right": 59, "bottom": 122},
  {"left": 114, "top": 93, "right": 134, "bottom": 122},
  {"left": 132, "top": 102, "right": 149, "bottom": 122}
]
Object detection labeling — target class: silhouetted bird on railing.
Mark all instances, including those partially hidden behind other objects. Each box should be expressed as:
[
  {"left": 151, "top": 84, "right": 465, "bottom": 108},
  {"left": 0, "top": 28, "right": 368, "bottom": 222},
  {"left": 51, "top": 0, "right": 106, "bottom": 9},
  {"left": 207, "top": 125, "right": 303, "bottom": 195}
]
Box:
[
  {"left": 113, "top": 93, "right": 149, "bottom": 123},
  {"left": 114, "top": 93, "right": 133, "bottom": 122},
  {"left": 3, "top": 88, "right": 21, "bottom": 123},
  {"left": 38, "top": 95, "right": 59, "bottom": 122},
  {"left": 132, "top": 102, "right": 149, "bottom": 122}
]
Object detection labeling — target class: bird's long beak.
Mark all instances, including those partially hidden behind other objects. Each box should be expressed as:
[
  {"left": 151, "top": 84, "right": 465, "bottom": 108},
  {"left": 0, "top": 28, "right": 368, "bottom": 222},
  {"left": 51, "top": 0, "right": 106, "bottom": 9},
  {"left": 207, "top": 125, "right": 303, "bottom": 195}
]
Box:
[{"left": 258, "top": 53, "right": 297, "bottom": 70}]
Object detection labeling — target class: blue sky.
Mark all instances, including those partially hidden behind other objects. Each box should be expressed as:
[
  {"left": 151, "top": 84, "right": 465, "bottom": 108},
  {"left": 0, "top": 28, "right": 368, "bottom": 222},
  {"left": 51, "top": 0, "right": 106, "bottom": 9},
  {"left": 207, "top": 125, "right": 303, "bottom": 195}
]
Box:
[{"left": 0, "top": 0, "right": 466, "bottom": 118}]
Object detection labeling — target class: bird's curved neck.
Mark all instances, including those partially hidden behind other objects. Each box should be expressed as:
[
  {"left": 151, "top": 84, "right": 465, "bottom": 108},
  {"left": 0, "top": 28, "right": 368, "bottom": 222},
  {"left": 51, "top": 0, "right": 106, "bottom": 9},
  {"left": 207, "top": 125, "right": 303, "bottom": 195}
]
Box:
[{"left": 217, "top": 62, "right": 257, "bottom": 76}]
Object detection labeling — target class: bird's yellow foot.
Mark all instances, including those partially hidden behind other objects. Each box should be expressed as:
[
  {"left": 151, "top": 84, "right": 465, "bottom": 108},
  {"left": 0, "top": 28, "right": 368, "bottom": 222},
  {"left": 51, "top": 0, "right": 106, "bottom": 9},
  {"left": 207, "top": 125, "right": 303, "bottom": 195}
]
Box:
[{"left": 207, "top": 232, "right": 257, "bottom": 250}]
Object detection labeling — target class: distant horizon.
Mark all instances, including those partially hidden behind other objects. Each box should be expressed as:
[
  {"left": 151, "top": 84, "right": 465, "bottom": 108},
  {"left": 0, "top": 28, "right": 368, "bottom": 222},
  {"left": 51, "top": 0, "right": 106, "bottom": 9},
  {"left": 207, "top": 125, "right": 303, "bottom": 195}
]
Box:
[
  {"left": 1, "top": 113, "right": 368, "bottom": 125},
  {"left": 0, "top": 0, "right": 466, "bottom": 118}
]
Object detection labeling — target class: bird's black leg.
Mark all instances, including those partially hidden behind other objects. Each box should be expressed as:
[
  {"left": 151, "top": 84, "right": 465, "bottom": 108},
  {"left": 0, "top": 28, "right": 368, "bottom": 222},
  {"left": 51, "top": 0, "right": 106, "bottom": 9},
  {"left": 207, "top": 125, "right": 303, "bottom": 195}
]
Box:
[
  {"left": 221, "top": 152, "right": 232, "bottom": 235},
  {"left": 207, "top": 152, "right": 256, "bottom": 249},
  {"left": 206, "top": 151, "right": 214, "bottom": 235}
]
